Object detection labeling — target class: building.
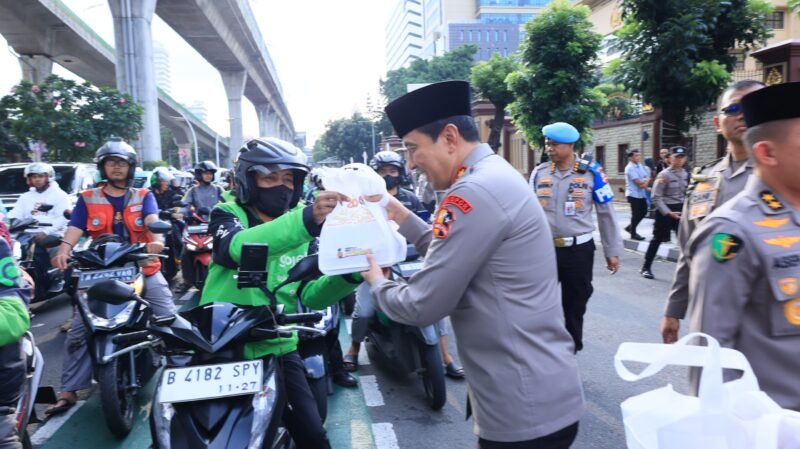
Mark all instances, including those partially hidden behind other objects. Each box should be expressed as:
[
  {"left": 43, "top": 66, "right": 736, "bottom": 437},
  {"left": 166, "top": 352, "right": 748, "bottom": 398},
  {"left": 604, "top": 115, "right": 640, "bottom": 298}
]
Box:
[
  {"left": 385, "top": 0, "right": 425, "bottom": 71},
  {"left": 420, "top": 0, "right": 474, "bottom": 59},
  {"left": 152, "top": 40, "right": 171, "bottom": 95}
]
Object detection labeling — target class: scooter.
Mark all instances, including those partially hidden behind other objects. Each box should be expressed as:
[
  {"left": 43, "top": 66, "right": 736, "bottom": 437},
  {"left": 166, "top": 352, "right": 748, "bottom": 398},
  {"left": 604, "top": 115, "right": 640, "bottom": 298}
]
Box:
[
  {"left": 9, "top": 205, "right": 66, "bottom": 303},
  {"left": 365, "top": 243, "right": 447, "bottom": 410},
  {"left": 181, "top": 207, "right": 212, "bottom": 290},
  {"left": 66, "top": 221, "right": 172, "bottom": 437},
  {"left": 14, "top": 331, "right": 56, "bottom": 449},
  {"left": 296, "top": 299, "right": 339, "bottom": 422}
]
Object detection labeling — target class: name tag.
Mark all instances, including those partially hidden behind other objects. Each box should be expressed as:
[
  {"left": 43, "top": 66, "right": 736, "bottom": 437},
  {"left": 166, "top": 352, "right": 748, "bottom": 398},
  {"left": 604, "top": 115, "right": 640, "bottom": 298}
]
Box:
[{"left": 564, "top": 201, "right": 576, "bottom": 216}]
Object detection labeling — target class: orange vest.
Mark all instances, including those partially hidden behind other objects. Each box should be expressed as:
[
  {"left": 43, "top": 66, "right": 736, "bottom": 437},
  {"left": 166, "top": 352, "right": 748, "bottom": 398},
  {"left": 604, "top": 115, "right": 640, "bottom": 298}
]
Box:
[{"left": 81, "top": 187, "right": 161, "bottom": 276}]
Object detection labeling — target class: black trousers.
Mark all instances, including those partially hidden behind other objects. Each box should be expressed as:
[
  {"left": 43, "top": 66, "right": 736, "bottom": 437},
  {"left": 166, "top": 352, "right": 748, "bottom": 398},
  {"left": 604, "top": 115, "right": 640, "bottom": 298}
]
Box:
[
  {"left": 626, "top": 196, "right": 648, "bottom": 234},
  {"left": 555, "top": 240, "right": 595, "bottom": 352},
  {"left": 478, "top": 422, "right": 579, "bottom": 449},
  {"left": 642, "top": 204, "right": 682, "bottom": 270},
  {"left": 325, "top": 320, "right": 346, "bottom": 376},
  {"left": 278, "top": 351, "right": 331, "bottom": 449}
]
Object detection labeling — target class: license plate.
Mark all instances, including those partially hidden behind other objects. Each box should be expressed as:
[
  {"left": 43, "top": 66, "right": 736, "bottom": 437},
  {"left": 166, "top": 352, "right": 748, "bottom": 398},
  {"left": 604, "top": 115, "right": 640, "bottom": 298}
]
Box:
[
  {"left": 77, "top": 267, "right": 137, "bottom": 287},
  {"left": 399, "top": 261, "right": 423, "bottom": 272},
  {"left": 187, "top": 225, "right": 208, "bottom": 234},
  {"left": 159, "top": 360, "right": 263, "bottom": 403}
]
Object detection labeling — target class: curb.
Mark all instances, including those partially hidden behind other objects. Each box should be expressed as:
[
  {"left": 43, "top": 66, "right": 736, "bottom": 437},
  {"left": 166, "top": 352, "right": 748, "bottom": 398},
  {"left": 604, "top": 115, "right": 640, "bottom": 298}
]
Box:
[{"left": 622, "top": 238, "right": 680, "bottom": 262}]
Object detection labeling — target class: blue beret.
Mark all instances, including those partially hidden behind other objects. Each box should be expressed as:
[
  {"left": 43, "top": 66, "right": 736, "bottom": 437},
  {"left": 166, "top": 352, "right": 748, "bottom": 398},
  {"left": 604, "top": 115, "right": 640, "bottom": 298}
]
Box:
[{"left": 542, "top": 122, "right": 580, "bottom": 144}]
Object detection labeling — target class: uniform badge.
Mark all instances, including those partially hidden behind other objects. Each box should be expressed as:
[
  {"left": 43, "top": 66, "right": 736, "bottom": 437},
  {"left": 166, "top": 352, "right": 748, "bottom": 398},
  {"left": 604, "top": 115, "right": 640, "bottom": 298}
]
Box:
[
  {"left": 779, "top": 278, "right": 799, "bottom": 296},
  {"left": 575, "top": 199, "right": 584, "bottom": 210},
  {"left": 711, "top": 233, "right": 742, "bottom": 263},
  {"left": 455, "top": 165, "right": 469, "bottom": 181},
  {"left": 536, "top": 188, "right": 552, "bottom": 197},
  {"left": 432, "top": 207, "right": 456, "bottom": 239},
  {"left": 784, "top": 298, "right": 800, "bottom": 326},
  {"left": 91, "top": 217, "right": 101, "bottom": 227},
  {"left": 760, "top": 191, "right": 784, "bottom": 211},
  {"left": 755, "top": 217, "right": 789, "bottom": 229},
  {"left": 764, "top": 236, "right": 800, "bottom": 249},
  {"left": 441, "top": 195, "right": 473, "bottom": 214},
  {"left": 539, "top": 199, "right": 548, "bottom": 208},
  {"left": 135, "top": 217, "right": 144, "bottom": 226}
]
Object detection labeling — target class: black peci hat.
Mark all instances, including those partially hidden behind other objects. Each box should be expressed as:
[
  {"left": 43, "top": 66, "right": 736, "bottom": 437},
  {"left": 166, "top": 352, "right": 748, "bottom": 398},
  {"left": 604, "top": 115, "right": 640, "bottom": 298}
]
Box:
[
  {"left": 384, "top": 80, "right": 472, "bottom": 138},
  {"left": 742, "top": 82, "right": 800, "bottom": 128}
]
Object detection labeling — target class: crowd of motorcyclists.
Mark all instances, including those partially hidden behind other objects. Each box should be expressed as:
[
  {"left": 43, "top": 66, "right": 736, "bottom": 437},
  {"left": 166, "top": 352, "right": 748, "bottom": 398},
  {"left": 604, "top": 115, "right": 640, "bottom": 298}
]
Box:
[{"left": 0, "top": 135, "right": 461, "bottom": 449}]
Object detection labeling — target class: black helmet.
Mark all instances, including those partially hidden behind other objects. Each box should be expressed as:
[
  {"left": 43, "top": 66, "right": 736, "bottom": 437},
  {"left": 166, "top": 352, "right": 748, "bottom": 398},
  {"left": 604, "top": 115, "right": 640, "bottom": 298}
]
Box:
[
  {"left": 194, "top": 160, "right": 218, "bottom": 181},
  {"left": 95, "top": 138, "right": 137, "bottom": 180},
  {"left": 370, "top": 150, "right": 408, "bottom": 184},
  {"left": 235, "top": 137, "right": 309, "bottom": 207}
]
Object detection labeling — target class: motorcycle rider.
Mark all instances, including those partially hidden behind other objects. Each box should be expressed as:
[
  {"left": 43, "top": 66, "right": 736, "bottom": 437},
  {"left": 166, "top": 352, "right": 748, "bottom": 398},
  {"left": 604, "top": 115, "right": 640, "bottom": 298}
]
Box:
[
  {"left": 184, "top": 160, "right": 223, "bottom": 213},
  {"left": 7, "top": 163, "right": 71, "bottom": 299},
  {"left": 200, "top": 137, "right": 360, "bottom": 449},
  {"left": 45, "top": 138, "right": 176, "bottom": 416},
  {"left": 0, "top": 239, "right": 32, "bottom": 449},
  {"left": 343, "top": 151, "right": 465, "bottom": 378},
  {"left": 149, "top": 167, "right": 181, "bottom": 211}
]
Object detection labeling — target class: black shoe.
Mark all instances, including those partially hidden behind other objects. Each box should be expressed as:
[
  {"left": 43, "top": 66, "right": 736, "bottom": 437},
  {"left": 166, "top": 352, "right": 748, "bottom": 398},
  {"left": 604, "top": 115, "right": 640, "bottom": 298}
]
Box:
[
  {"left": 332, "top": 372, "right": 358, "bottom": 388},
  {"left": 631, "top": 234, "right": 646, "bottom": 241},
  {"left": 640, "top": 268, "right": 654, "bottom": 279}
]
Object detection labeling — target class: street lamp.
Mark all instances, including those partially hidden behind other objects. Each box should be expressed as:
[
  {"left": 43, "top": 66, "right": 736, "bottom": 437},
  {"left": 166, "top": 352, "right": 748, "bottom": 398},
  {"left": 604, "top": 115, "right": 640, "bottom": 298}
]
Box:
[{"left": 169, "top": 112, "right": 198, "bottom": 165}]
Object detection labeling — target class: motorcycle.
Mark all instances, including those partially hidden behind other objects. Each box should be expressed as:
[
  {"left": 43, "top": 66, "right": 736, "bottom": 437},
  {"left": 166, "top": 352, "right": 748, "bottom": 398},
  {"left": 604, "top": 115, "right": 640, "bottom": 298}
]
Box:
[
  {"left": 9, "top": 205, "right": 66, "bottom": 303},
  {"left": 296, "top": 296, "right": 339, "bottom": 422},
  {"left": 66, "top": 220, "right": 171, "bottom": 437},
  {"left": 14, "top": 331, "right": 56, "bottom": 449},
  {"left": 365, "top": 243, "right": 447, "bottom": 410},
  {"left": 181, "top": 206, "right": 212, "bottom": 290},
  {"left": 157, "top": 197, "right": 187, "bottom": 283},
  {"left": 106, "top": 243, "right": 325, "bottom": 449}
]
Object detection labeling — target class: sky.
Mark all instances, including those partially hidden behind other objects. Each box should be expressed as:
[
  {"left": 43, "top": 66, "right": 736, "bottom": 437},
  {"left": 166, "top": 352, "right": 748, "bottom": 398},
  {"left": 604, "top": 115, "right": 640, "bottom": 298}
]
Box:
[{"left": 0, "top": 0, "right": 391, "bottom": 148}]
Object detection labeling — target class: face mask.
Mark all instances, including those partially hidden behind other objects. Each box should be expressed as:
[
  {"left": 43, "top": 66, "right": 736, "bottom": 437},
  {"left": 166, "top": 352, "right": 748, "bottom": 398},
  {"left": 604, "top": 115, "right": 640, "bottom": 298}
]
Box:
[
  {"left": 253, "top": 185, "right": 293, "bottom": 218},
  {"left": 383, "top": 175, "right": 401, "bottom": 190}
]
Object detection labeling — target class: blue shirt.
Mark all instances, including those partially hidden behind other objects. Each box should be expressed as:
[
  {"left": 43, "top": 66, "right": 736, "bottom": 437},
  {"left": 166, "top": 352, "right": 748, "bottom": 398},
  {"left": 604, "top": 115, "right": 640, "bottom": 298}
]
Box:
[
  {"left": 625, "top": 162, "right": 649, "bottom": 198},
  {"left": 70, "top": 190, "right": 158, "bottom": 238}
]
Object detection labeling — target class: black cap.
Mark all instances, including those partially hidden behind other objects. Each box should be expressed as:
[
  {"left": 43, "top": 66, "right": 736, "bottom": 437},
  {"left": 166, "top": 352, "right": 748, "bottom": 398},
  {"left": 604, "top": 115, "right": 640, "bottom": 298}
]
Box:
[
  {"left": 742, "top": 82, "right": 800, "bottom": 128},
  {"left": 626, "top": 148, "right": 640, "bottom": 157},
  {"left": 384, "top": 81, "right": 472, "bottom": 138},
  {"left": 670, "top": 146, "right": 687, "bottom": 156}
]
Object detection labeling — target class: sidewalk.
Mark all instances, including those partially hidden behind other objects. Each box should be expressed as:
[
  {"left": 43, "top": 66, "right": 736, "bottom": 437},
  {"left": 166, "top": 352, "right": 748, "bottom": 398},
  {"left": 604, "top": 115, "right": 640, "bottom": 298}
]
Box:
[{"left": 597, "top": 202, "right": 680, "bottom": 263}]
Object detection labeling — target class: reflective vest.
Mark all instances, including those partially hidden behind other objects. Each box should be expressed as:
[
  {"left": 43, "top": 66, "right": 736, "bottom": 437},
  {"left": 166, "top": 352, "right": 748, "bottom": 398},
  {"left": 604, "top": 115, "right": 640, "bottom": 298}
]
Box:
[{"left": 81, "top": 188, "right": 161, "bottom": 276}]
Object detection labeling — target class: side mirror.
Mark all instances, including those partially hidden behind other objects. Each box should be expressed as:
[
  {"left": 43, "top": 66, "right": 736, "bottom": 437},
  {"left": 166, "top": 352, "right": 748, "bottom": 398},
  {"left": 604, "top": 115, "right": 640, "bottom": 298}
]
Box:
[
  {"left": 158, "top": 210, "right": 172, "bottom": 221},
  {"left": 171, "top": 200, "right": 187, "bottom": 208},
  {"left": 40, "top": 235, "right": 62, "bottom": 249},
  {"left": 148, "top": 220, "right": 172, "bottom": 234},
  {"left": 87, "top": 279, "right": 135, "bottom": 305},
  {"left": 63, "top": 209, "right": 72, "bottom": 220},
  {"left": 37, "top": 204, "right": 53, "bottom": 212},
  {"left": 284, "top": 255, "right": 322, "bottom": 285}
]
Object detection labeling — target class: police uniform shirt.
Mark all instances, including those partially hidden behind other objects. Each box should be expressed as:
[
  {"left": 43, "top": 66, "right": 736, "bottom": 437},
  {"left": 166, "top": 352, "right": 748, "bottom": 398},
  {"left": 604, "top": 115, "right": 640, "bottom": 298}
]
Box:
[
  {"left": 652, "top": 167, "right": 688, "bottom": 215},
  {"left": 686, "top": 176, "right": 800, "bottom": 411},
  {"left": 530, "top": 159, "right": 623, "bottom": 258},
  {"left": 371, "top": 143, "right": 584, "bottom": 442},
  {"left": 665, "top": 154, "right": 754, "bottom": 319}
]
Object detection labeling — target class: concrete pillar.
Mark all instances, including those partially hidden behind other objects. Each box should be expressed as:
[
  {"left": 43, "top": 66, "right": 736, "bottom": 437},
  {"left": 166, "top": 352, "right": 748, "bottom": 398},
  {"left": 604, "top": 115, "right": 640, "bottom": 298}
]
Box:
[
  {"left": 108, "top": 0, "right": 162, "bottom": 164},
  {"left": 220, "top": 70, "right": 247, "bottom": 164},
  {"left": 269, "top": 113, "right": 280, "bottom": 138},
  {"left": 18, "top": 55, "right": 53, "bottom": 85},
  {"left": 255, "top": 102, "right": 270, "bottom": 138}
]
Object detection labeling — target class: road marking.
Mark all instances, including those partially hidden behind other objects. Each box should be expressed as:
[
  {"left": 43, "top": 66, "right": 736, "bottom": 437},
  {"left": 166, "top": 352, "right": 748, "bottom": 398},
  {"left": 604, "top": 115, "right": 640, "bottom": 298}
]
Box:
[
  {"left": 359, "top": 375, "right": 384, "bottom": 407},
  {"left": 350, "top": 420, "right": 375, "bottom": 449},
  {"left": 371, "top": 423, "right": 400, "bottom": 449},
  {"left": 30, "top": 400, "right": 87, "bottom": 445}
]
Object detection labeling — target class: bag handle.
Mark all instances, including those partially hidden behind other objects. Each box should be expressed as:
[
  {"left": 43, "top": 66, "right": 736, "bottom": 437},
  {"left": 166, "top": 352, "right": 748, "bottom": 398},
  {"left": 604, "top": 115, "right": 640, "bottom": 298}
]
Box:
[{"left": 615, "top": 332, "right": 758, "bottom": 410}]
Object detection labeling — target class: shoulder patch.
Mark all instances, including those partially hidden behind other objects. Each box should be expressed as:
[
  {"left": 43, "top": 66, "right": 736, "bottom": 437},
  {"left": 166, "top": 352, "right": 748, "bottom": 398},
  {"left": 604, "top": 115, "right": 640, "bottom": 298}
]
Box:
[
  {"left": 711, "top": 233, "right": 743, "bottom": 263},
  {"left": 432, "top": 207, "right": 456, "bottom": 239},
  {"left": 755, "top": 217, "right": 789, "bottom": 229},
  {"left": 441, "top": 195, "right": 473, "bottom": 214}
]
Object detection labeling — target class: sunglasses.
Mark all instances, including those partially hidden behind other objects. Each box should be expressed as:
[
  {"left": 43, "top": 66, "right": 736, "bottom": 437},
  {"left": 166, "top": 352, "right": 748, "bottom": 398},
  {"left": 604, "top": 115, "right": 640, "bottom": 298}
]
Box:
[{"left": 720, "top": 103, "right": 743, "bottom": 116}]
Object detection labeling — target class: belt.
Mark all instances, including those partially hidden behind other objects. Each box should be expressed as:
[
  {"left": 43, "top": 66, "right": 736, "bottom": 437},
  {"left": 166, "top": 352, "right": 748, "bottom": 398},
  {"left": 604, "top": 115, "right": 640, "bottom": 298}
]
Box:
[{"left": 554, "top": 233, "right": 593, "bottom": 248}]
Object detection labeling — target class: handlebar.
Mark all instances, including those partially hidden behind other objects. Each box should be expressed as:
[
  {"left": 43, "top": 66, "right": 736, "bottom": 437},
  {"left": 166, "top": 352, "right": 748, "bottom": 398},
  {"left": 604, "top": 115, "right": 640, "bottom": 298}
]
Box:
[
  {"left": 280, "top": 312, "right": 323, "bottom": 325},
  {"left": 111, "top": 330, "right": 150, "bottom": 345}
]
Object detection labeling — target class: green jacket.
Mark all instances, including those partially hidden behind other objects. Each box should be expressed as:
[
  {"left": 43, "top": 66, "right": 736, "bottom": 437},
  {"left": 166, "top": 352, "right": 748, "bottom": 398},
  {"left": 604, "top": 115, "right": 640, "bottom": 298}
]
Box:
[
  {"left": 221, "top": 190, "right": 235, "bottom": 202},
  {"left": 0, "top": 296, "right": 29, "bottom": 346},
  {"left": 200, "top": 201, "right": 357, "bottom": 359}
]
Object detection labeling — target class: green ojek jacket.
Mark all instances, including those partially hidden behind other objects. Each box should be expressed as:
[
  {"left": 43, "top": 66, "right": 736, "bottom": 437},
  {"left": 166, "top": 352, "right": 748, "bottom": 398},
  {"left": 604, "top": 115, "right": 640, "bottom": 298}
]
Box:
[
  {"left": 0, "top": 297, "right": 29, "bottom": 346},
  {"left": 200, "top": 201, "right": 358, "bottom": 359}
]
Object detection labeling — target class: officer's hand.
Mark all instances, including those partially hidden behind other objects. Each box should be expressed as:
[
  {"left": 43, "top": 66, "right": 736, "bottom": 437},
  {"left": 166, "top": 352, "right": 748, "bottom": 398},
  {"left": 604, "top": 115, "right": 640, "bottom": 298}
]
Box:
[
  {"left": 361, "top": 254, "right": 389, "bottom": 285},
  {"left": 51, "top": 253, "right": 70, "bottom": 271},
  {"left": 313, "top": 191, "right": 349, "bottom": 225},
  {"left": 146, "top": 241, "right": 165, "bottom": 254},
  {"left": 660, "top": 316, "right": 680, "bottom": 344},
  {"left": 606, "top": 256, "right": 620, "bottom": 274},
  {"left": 669, "top": 212, "right": 681, "bottom": 220}
]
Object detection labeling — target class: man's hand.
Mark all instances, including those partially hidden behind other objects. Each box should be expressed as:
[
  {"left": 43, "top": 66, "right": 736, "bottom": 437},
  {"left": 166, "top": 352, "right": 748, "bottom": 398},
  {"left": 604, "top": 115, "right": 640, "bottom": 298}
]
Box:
[
  {"left": 606, "top": 256, "right": 620, "bottom": 274},
  {"left": 361, "top": 254, "right": 389, "bottom": 285},
  {"left": 171, "top": 211, "right": 183, "bottom": 221},
  {"left": 312, "top": 191, "right": 349, "bottom": 225},
  {"left": 146, "top": 241, "right": 165, "bottom": 254},
  {"left": 661, "top": 316, "right": 680, "bottom": 344},
  {"left": 669, "top": 212, "right": 681, "bottom": 220},
  {"left": 51, "top": 253, "right": 70, "bottom": 271}
]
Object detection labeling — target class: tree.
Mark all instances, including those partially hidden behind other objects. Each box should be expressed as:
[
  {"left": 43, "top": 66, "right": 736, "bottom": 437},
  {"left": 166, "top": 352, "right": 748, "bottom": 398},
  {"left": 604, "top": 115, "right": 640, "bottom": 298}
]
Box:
[
  {"left": 0, "top": 74, "right": 143, "bottom": 161},
  {"left": 507, "top": 0, "right": 604, "bottom": 148},
  {"left": 595, "top": 83, "right": 637, "bottom": 121},
  {"left": 316, "top": 113, "right": 374, "bottom": 164},
  {"left": 471, "top": 52, "right": 520, "bottom": 153},
  {"left": 613, "top": 0, "right": 772, "bottom": 146},
  {"left": 381, "top": 45, "right": 478, "bottom": 103}
]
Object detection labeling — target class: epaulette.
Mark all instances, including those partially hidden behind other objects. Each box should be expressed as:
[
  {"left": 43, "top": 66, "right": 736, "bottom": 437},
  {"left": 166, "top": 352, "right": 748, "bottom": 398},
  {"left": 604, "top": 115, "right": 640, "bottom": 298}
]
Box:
[{"left": 687, "top": 157, "right": 724, "bottom": 194}]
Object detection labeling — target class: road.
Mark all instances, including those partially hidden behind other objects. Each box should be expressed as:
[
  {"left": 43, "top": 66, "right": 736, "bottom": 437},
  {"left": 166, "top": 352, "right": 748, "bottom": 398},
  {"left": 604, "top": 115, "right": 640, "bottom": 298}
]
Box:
[{"left": 25, "top": 234, "right": 690, "bottom": 449}]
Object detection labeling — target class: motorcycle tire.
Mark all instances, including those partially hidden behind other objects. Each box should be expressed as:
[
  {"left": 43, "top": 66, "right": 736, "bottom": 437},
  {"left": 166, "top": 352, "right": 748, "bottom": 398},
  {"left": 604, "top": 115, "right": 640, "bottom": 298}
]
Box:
[
  {"left": 420, "top": 343, "right": 446, "bottom": 411},
  {"left": 193, "top": 263, "right": 208, "bottom": 290},
  {"left": 307, "top": 377, "right": 328, "bottom": 423},
  {"left": 98, "top": 357, "right": 136, "bottom": 437},
  {"left": 161, "top": 253, "right": 178, "bottom": 282},
  {"left": 21, "top": 429, "right": 31, "bottom": 449}
]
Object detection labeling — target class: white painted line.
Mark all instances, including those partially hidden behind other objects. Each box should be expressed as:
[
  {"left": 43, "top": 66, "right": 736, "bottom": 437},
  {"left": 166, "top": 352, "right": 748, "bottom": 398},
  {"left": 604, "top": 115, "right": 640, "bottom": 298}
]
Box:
[
  {"left": 359, "top": 375, "right": 384, "bottom": 407},
  {"left": 346, "top": 318, "right": 352, "bottom": 335},
  {"left": 30, "top": 400, "right": 87, "bottom": 445},
  {"left": 372, "top": 422, "right": 400, "bottom": 449},
  {"left": 350, "top": 419, "right": 374, "bottom": 449}
]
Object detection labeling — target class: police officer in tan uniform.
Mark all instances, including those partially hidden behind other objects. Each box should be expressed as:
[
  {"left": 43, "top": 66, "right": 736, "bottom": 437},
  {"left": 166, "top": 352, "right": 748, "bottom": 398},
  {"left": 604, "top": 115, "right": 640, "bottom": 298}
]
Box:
[
  {"left": 640, "top": 146, "right": 688, "bottom": 279},
  {"left": 660, "top": 80, "right": 765, "bottom": 343},
  {"left": 685, "top": 81, "right": 800, "bottom": 411},
  {"left": 361, "top": 81, "right": 584, "bottom": 448},
  {"left": 530, "top": 123, "right": 623, "bottom": 352}
]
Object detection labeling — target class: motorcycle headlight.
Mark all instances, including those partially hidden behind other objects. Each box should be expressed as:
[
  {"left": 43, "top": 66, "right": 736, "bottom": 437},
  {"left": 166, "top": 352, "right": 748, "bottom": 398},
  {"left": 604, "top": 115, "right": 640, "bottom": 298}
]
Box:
[
  {"left": 248, "top": 367, "right": 278, "bottom": 449},
  {"left": 203, "top": 237, "right": 213, "bottom": 250},
  {"left": 185, "top": 241, "right": 197, "bottom": 252},
  {"left": 153, "top": 387, "right": 175, "bottom": 449},
  {"left": 86, "top": 301, "right": 136, "bottom": 331}
]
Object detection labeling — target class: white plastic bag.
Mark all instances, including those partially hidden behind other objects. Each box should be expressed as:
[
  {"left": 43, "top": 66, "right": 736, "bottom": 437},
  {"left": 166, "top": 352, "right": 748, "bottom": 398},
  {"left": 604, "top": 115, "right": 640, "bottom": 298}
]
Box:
[
  {"left": 615, "top": 332, "right": 800, "bottom": 449},
  {"left": 317, "top": 165, "right": 406, "bottom": 275}
]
